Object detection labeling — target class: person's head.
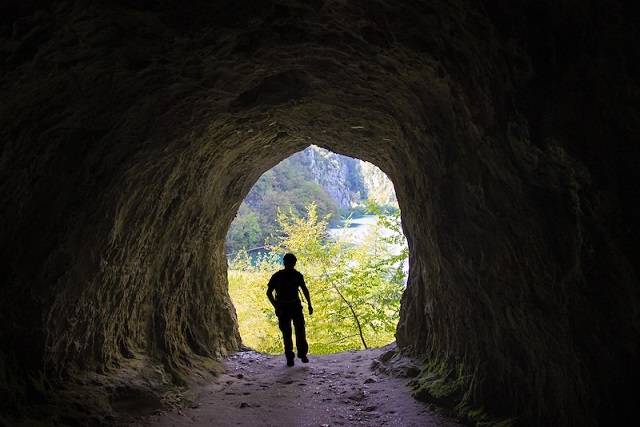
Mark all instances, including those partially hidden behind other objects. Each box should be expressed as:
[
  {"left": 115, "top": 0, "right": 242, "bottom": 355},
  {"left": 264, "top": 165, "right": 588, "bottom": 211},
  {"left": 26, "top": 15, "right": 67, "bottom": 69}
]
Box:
[{"left": 283, "top": 253, "right": 297, "bottom": 269}]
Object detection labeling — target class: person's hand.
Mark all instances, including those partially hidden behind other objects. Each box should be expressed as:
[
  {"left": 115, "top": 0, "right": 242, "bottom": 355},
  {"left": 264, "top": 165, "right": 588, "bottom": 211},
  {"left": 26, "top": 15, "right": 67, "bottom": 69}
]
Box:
[{"left": 308, "top": 304, "right": 313, "bottom": 315}]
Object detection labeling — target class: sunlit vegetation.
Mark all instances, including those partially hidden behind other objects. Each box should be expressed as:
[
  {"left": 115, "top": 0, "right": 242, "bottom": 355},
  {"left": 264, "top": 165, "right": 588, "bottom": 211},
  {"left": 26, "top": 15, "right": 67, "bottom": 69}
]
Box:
[
  {"left": 225, "top": 145, "right": 397, "bottom": 255},
  {"left": 228, "top": 203, "right": 408, "bottom": 354},
  {"left": 226, "top": 149, "right": 342, "bottom": 255}
]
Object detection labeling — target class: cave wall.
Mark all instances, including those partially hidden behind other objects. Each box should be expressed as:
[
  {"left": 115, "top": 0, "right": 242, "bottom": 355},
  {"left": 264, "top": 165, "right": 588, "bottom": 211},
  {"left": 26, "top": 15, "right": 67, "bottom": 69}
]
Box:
[{"left": 0, "top": 0, "right": 638, "bottom": 425}]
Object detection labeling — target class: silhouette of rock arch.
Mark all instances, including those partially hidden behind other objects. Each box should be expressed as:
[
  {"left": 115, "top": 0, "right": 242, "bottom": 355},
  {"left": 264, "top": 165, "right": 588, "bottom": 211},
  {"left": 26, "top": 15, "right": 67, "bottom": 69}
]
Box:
[{"left": 0, "top": 1, "right": 638, "bottom": 425}]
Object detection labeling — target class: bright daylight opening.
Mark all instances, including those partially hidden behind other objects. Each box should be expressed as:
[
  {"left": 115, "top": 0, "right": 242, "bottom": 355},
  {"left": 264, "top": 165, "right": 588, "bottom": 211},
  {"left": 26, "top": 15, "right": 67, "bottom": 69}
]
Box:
[{"left": 226, "top": 145, "right": 408, "bottom": 355}]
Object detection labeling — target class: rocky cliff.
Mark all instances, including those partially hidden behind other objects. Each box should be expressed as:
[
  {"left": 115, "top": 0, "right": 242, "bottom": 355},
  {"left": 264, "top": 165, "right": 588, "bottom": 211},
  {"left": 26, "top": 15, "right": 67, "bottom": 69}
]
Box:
[
  {"left": 306, "top": 146, "right": 356, "bottom": 208},
  {"left": 283, "top": 145, "right": 396, "bottom": 210}
]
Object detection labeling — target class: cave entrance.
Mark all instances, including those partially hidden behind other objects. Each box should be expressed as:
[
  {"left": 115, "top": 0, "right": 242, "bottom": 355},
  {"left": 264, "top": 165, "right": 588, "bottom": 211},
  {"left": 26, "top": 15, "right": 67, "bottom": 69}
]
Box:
[{"left": 226, "top": 145, "right": 408, "bottom": 355}]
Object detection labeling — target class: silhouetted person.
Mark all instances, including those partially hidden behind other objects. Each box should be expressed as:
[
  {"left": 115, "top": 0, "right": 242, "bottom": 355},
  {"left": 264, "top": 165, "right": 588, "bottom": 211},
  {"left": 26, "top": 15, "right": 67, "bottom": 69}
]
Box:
[{"left": 267, "top": 253, "right": 313, "bottom": 366}]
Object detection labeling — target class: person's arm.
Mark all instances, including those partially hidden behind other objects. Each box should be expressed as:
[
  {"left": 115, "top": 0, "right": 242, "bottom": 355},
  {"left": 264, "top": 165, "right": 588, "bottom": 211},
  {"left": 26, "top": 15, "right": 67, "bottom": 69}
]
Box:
[
  {"left": 267, "top": 276, "right": 278, "bottom": 311},
  {"left": 300, "top": 275, "right": 313, "bottom": 315}
]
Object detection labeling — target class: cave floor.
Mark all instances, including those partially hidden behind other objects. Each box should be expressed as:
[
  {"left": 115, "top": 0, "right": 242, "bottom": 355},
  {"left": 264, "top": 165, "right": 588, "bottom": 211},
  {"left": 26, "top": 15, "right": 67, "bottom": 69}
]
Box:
[{"left": 128, "top": 346, "right": 463, "bottom": 427}]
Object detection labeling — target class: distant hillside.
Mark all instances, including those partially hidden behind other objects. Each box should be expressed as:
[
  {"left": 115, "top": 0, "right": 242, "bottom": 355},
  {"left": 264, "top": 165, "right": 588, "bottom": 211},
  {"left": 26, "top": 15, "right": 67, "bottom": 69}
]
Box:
[
  {"left": 306, "top": 145, "right": 397, "bottom": 209},
  {"left": 226, "top": 146, "right": 397, "bottom": 254}
]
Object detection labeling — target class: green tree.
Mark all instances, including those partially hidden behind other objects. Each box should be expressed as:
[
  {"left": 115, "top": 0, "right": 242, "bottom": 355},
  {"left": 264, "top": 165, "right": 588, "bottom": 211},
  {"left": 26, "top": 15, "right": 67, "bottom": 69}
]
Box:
[
  {"left": 267, "top": 203, "right": 406, "bottom": 352},
  {"left": 226, "top": 151, "right": 341, "bottom": 252},
  {"left": 226, "top": 203, "right": 263, "bottom": 254},
  {"left": 227, "top": 202, "right": 407, "bottom": 355}
]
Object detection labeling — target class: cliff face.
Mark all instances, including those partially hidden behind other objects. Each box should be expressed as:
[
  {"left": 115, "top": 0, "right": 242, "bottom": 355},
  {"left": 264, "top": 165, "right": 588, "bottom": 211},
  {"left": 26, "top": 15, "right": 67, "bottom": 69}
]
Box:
[
  {"left": 306, "top": 146, "right": 357, "bottom": 209},
  {"left": 305, "top": 146, "right": 397, "bottom": 210},
  {"left": 360, "top": 161, "right": 397, "bottom": 207},
  {"left": 0, "top": 0, "right": 638, "bottom": 425}
]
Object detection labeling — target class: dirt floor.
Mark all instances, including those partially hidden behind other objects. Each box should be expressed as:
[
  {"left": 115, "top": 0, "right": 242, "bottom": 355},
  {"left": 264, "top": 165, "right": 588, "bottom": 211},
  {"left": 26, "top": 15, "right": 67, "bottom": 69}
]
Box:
[{"left": 129, "top": 345, "right": 464, "bottom": 427}]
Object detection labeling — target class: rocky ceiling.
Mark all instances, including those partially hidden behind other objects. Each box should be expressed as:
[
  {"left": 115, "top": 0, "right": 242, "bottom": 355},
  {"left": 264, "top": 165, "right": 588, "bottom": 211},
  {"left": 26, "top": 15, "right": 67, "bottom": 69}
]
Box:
[{"left": 0, "top": 0, "right": 638, "bottom": 425}]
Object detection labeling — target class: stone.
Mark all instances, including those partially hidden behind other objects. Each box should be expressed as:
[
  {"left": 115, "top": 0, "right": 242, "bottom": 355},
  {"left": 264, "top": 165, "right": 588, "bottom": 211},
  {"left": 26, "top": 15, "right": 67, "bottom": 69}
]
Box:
[{"left": 0, "top": 1, "right": 638, "bottom": 426}]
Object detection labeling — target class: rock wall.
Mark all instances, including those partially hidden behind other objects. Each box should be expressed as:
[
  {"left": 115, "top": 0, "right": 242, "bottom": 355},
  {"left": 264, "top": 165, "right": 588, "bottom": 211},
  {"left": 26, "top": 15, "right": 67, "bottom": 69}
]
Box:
[
  {"left": 0, "top": 0, "right": 638, "bottom": 425},
  {"left": 306, "top": 146, "right": 358, "bottom": 209},
  {"left": 361, "top": 161, "right": 397, "bottom": 206}
]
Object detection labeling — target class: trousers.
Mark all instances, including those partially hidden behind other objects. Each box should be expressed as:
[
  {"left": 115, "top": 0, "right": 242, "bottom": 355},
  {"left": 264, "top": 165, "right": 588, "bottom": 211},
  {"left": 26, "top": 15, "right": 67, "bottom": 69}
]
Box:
[{"left": 277, "top": 303, "right": 308, "bottom": 359}]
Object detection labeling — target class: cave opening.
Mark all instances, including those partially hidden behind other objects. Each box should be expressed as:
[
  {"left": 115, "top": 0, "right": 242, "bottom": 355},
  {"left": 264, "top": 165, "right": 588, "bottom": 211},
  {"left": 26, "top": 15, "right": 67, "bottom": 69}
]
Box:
[
  {"left": 1, "top": 0, "right": 638, "bottom": 425},
  {"left": 225, "top": 144, "right": 409, "bottom": 355}
]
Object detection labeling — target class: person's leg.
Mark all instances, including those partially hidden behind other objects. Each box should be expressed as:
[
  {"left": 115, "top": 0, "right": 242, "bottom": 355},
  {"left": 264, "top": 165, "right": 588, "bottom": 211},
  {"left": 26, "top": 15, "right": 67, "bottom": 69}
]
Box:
[
  {"left": 292, "top": 309, "right": 309, "bottom": 362},
  {"left": 278, "top": 311, "right": 295, "bottom": 365}
]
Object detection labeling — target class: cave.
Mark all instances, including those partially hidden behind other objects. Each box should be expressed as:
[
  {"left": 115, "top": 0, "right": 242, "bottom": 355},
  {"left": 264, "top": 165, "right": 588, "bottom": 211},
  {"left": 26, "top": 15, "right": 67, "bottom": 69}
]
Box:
[{"left": 0, "top": 1, "right": 638, "bottom": 425}]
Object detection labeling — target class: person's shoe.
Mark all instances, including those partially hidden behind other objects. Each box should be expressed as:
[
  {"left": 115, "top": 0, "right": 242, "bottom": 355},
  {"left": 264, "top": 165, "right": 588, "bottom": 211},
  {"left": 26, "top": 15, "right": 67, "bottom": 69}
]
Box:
[
  {"left": 286, "top": 357, "right": 295, "bottom": 367},
  {"left": 300, "top": 355, "right": 309, "bottom": 363}
]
